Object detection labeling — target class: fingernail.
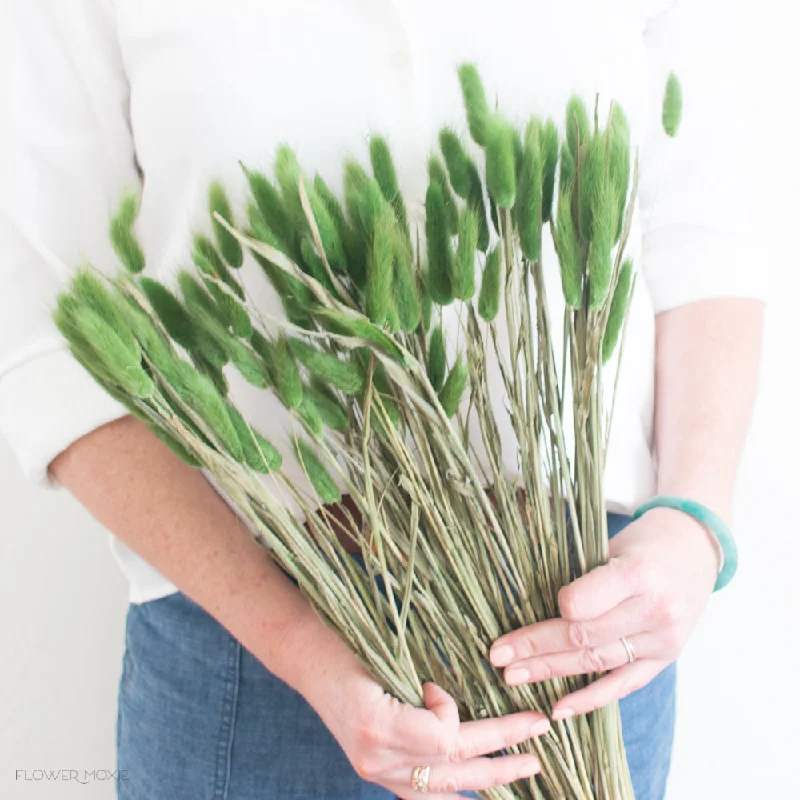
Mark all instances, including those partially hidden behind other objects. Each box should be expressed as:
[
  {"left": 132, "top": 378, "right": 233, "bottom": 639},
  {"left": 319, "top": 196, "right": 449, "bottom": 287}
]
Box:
[
  {"left": 530, "top": 719, "right": 551, "bottom": 737},
  {"left": 552, "top": 707, "right": 575, "bottom": 721},
  {"left": 490, "top": 645, "right": 515, "bottom": 667},
  {"left": 505, "top": 667, "right": 530, "bottom": 686}
]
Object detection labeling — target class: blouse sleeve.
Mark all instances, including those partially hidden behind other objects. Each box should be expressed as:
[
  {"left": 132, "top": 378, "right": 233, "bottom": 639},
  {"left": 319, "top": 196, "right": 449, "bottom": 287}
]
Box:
[
  {"left": 637, "top": 0, "right": 769, "bottom": 313},
  {"left": 0, "top": 0, "right": 141, "bottom": 486}
]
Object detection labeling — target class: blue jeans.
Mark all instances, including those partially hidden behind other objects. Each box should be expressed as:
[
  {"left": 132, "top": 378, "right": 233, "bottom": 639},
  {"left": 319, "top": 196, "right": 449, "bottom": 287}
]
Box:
[{"left": 117, "top": 514, "right": 676, "bottom": 799}]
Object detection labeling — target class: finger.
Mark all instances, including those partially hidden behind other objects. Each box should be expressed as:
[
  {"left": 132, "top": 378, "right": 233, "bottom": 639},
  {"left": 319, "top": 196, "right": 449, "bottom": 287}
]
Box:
[
  {"left": 390, "top": 753, "right": 540, "bottom": 795},
  {"left": 388, "top": 683, "right": 459, "bottom": 756},
  {"left": 491, "top": 596, "right": 652, "bottom": 666},
  {"left": 558, "top": 556, "right": 639, "bottom": 620},
  {"left": 454, "top": 709, "right": 551, "bottom": 760},
  {"left": 503, "top": 633, "right": 657, "bottom": 685},
  {"left": 551, "top": 660, "right": 666, "bottom": 720}
]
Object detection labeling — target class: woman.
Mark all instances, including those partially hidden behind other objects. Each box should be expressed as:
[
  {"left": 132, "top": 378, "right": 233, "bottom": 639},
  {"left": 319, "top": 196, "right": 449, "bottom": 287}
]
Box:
[{"left": 0, "top": 1, "right": 764, "bottom": 798}]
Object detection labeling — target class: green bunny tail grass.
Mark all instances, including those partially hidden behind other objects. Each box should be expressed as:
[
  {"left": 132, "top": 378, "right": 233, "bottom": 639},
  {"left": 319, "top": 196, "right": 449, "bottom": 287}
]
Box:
[
  {"left": 313, "top": 173, "right": 363, "bottom": 279},
  {"left": 607, "top": 104, "right": 631, "bottom": 241},
  {"left": 273, "top": 335, "right": 303, "bottom": 409},
  {"left": 457, "top": 63, "right": 492, "bottom": 147},
  {"left": 110, "top": 193, "right": 146, "bottom": 274},
  {"left": 541, "top": 119, "right": 559, "bottom": 223},
  {"left": 393, "top": 237, "right": 421, "bottom": 332},
  {"left": 554, "top": 189, "right": 582, "bottom": 308},
  {"left": 149, "top": 424, "right": 202, "bottom": 467},
  {"left": 209, "top": 181, "right": 243, "bottom": 268},
  {"left": 427, "top": 155, "right": 459, "bottom": 234},
  {"left": 566, "top": 94, "right": 590, "bottom": 158},
  {"left": 191, "top": 351, "right": 229, "bottom": 396},
  {"left": 602, "top": 259, "right": 633, "bottom": 363},
  {"left": 294, "top": 439, "right": 341, "bottom": 504},
  {"left": 300, "top": 237, "right": 336, "bottom": 293},
  {"left": 313, "top": 308, "right": 405, "bottom": 364},
  {"left": 297, "top": 393, "right": 325, "bottom": 438},
  {"left": 425, "top": 181, "right": 454, "bottom": 306},
  {"left": 452, "top": 206, "right": 477, "bottom": 300},
  {"left": 307, "top": 380, "right": 349, "bottom": 432},
  {"left": 178, "top": 271, "right": 230, "bottom": 331},
  {"left": 171, "top": 360, "right": 242, "bottom": 459},
  {"left": 437, "top": 355, "right": 468, "bottom": 418},
  {"left": 289, "top": 338, "right": 365, "bottom": 394},
  {"left": 114, "top": 294, "right": 177, "bottom": 372},
  {"left": 249, "top": 329, "right": 277, "bottom": 379},
  {"left": 478, "top": 244, "right": 502, "bottom": 323},
  {"left": 71, "top": 269, "right": 138, "bottom": 356},
  {"left": 662, "top": 73, "right": 683, "bottom": 138},
  {"left": 274, "top": 144, "right": 306, "bottom": 228},
  {"left": 226, "top": 338, "right": 269, "bottom": 388},
  {"left": 366, "top": 201, "right": 396, "bottom": 326},
  {"left": 427, "top": 324, "right": 447, "bottom": 392},
  {"left": 439, "top": 128, "right": 473, "bottom": 198},
  {"left": 225, "top": 403, "right": 281, "bottom": 472},
  {"left": 517, "top": 118, "right": 544, "bottom": 262},
  {"left": 204, "top": 281, "right": 252, "bottom": 338},
  {"left": 485, "top": 118, "right": 517, "bottom": 209},
  {"left": 420, "top": 271, "right": 433, "bottom": 332},
  {"left": 304, "top": 180, "right": 346, "bottom": 272},
  {"left": 559, "top": 141, "right": 575, "bottom": 195},
  {"left": 370, "top": 136, "right": 409, "bottom": 237},
  {"left": 192, "top": 235, "right": 245, "bottom": 300},
  {"left": 588, "top": 236, "right": 613, "bottom": 310},
  {"left": 467, "top": 163, "right": 490, "bottom": 252},
  {"left": 139, "top": 276, "right": 197, "bottom": 350},
  {"left": 243, "top": 166, "right": 295, "bottom": 251},
  {"left": 577, "top": 134, "right": 608, "bottom": 244}
]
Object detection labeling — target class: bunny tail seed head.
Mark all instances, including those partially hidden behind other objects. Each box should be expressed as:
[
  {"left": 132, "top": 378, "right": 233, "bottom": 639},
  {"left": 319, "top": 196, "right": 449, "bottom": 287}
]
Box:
[
  {"left": 541, "top": 120, "right": 560, "bottom": 223},
  {"left": 427, "top": 325, "right": 447, "bottom": 392},
  {"left": 485, "top": 117, "right": 517, "bottom": 209},
  {"left": 467, "top": 165, "right": 490, "bottom": 252},
  {"left": 209, "top": 181, "right": 243, "bottom": 268},
  {"left": 588, "top": 237, "right": 613, "bottom": 311},
  {"left": 294, "top": 439, "right": 341, "bottom": 504},
  {"left": 425, "top": 181, "right": 454, "bottom": 306},
  {"left": 452, "top": 207, "right": 478, "bottom": 300},
  {"left": 427, "top": 155, "right": 459, "bottom": 234},
  {"left": 305, "top": 181, "right": 346, "bottom": 272},
  {"left": 438, "top": 356, "right": 468, "bottom": 418},
  {"left": 662, "top": 73, "right": 683, "bottom": 137},
  {"left": 273, "top": 334, "right": 303, "bottom": 409},
  {"left": 244, "top": 167, "right": 294, "bottom": 250},
  {"left": 517, "top": 118, "right": 544, "bottom": 262},
  {"left": 554, "top": 189, "right": 582, "bottom": 308},
  {"left": 439, "top": 128, "right": 473, "bottom": 199},
  {"left": 566, "top": 95, "right": 590, "bottom": 159},
  {"left": 457, "top": 63, "right": 492, "bottom": 146},
  {"left": 366, "top": 201, "right": 396, "bottom": 325},
  {"left": 602, "top": 259, "right": 633, "bottom": 363},
  {"left": 139, "top": 277, "right": 197, "bottom": 350},
  {"left": 110, "top": 193, "right": 145, "bottom": 274},
  {"left": 478, "top": 244, "right": 502, "bottom": 323},
  {"left": 393, "top": 237, "right": 421, "bottom": 332},
  {"left": 226, "top": 403, "right": 281, "bottom": 472}
]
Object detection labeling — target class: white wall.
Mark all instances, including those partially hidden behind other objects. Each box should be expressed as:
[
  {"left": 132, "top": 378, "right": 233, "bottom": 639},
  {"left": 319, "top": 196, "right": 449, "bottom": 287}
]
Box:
[{"left": 1, "top": 2, "right": 797, "bottom": 799}]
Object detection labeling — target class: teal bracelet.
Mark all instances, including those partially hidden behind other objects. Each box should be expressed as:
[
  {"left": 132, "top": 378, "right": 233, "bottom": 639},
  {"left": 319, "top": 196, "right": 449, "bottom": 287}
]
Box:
[{"left": 632, "top": 496, "right": 738, "bottom": 592}]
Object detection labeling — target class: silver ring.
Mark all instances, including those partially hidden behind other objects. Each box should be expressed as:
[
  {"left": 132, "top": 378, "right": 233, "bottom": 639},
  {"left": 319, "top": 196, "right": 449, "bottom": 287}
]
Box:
[
  {"left": 411, "top": 765, "right": 431, "bottom": 792},
  {"left": 620, "top": 636, "right": 636, "bottom": 664}
]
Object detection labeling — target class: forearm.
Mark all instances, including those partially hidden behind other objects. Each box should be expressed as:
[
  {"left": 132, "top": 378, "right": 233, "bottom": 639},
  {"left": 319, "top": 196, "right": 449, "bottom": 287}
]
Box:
[
  {"left": 653, "top": 298, "right": 764, "bottom": 524},
  {"left": 49, "top": 414, "right": 352, "bottom": 694}
]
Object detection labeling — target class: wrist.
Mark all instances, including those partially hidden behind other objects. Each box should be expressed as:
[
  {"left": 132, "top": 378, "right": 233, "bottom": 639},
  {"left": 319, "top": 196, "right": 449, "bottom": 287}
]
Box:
[{"left": 642, "top": 506, "right": 722, "bottom": 577}]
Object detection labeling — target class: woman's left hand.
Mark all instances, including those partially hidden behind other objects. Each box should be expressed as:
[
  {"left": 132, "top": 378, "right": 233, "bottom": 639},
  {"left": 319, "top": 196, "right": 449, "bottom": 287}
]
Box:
[{"left": 489, "top": 507, "right": 721, "bottom": 720}]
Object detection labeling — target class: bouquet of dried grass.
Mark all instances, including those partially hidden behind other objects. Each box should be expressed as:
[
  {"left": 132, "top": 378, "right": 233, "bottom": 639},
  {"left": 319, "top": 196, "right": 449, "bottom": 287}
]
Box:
[{"left": 54, "top": 66, "right": 681, "bottom": 799}]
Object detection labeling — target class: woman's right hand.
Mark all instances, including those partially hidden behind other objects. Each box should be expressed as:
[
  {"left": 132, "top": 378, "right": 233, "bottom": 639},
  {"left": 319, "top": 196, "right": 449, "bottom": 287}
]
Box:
[{"left": 294, "top": 619, "right": 550, "bottom": 799}]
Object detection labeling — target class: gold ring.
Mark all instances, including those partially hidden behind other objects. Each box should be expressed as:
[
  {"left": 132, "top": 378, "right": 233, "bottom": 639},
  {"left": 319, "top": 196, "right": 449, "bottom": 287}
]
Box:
[
  {"left": 620, "top": 636, "right": 636, "bottom": 664},
  {"left": 411, "top": 765, "right": 431, "bottom": 792}
]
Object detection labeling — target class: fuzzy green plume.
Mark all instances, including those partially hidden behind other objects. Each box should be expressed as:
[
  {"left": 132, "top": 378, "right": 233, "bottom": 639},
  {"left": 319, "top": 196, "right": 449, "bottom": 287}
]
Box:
[
  {"left": 425, "top": 181, "right": 454, "bottom": 306},
  {"left": 478, "top": 244, "right": 502, "bottom": 323},
  {"left": 485, "top": 118, "right": 517, "bottom": 209},
  {"left": 577, "top": 134, "right": 608, "bottom": 244},
  {"left": 243, "top": 166, "right": 295, "bottom": 251},
  {"left": 516, "top": 119, "right": 544, "bottom": 262},
  {"left": 437, "top": 356, "right": 467, "bottom": 418},
  {"left": 559, "top": 141, "right": 575, "bottom": 195},
  {"left": 554, "top": 189, "right": 582, "bottom": 308},
  {"left": 344, "top": 161, "right": 385, "bottom": 253},
  {"left": 427, "top": 325, "right": 447, "bottom": 392},
  {"left": 588, "top": 237, "right": 613, "bottom": 311},
  {"left": 467, "top": 164, "right": 490, "bottom": 252},
  {"left": 566, "top": 95, "right": 590, "bottom": 158},
  {"left": 226, "top": 403, "right": 281, "bottom": 472},
  {"left": 662, "top": 73, "right": 682, "bottom": 137},
  {"left": 452, "top": 207, "right": 477, "bottom": 300},
  {"left": 273, "top": 335, "right": 303, "bottom": 409},
  {"left": 427, "top": 156, "right": 459, "bottom": 234},
  {"left": 304, "top": 181, "right": 346, "bottom": 272},
  {"left": 458, "top": 63, "right": 492, "bottom": 146},
  {"left": 204, "top": 281, "right": 252, "bottom": 338},
  {"left": 71, "top": 270, "right": 138, "bottom": 356},
  {"left": 209, "top": 181, "right": 243, "bottom": 268},
  {"left": 297, "top": 393, "right": 325, "bottom": 438},
  {"left": 420, "top": 271, "right": 433, "bottom": 332},
  {"left": 314, "top": 174, "right": 363, "bottom": 281},
  {"left": 366, "top": 201, "right": 396, "bottom": 325},
  {"left": 249, "top": 329, "right": 276, "bottom": 378},
  {"left": 393, "top": 237, "right": 421, "bottom": 332},
  {"left": 541, "top": 120, "right": 559, "bottom": 223},
  {"left": 289, "top": 338, "right": 365, "bottom": 394},
  {"left": 178, "top": 271, "right": 229, "bottom": 331},
  {"left": 274, "top": 144, "right": 306, "bottom": 227},
  {"left": 439, "top": 128, "right": 473, "bottom": 198},
  {"left": 313, "top": 308, "right": 405, "bottom": 365},
  {"left": 300, "top": 237, "right": 335, "bottom": 293},
  {"left": 192, "top": 235, "right": 245, "bottom": 300},
  {"left": 110, "top": 193, "right": 146, "bottom": 274},
  {"left": 115, "top": 294, "right": 176, "bottom": 372},
  {"left": 226, "top": 337, "right": 269, "bottom": 388},
  {"left": 139, "top": 277, "right": 197, "bottom": 350},
  {"left": 369, "top": 136, "right": 410, "bottom": 236},
  {"left": 294, "top": 439, "right": 341, "bottom": 504},
  {"left": 607, "top": 105, "right": 631, "bottom": 241},
  {"left": 192, "top": 352, "right": 229, "bottom": 396},
  {"left": 307, "top": 380, "right": 349, "bottom": 432},
  {"left": 602, "top": 260, "right": 633, "bottom": 363}
]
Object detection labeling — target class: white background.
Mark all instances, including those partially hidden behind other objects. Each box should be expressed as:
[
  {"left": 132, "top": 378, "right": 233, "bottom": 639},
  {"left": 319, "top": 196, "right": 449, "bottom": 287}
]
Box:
[{"left": 1, "top": 2, "right": 798, "bottom": 798}]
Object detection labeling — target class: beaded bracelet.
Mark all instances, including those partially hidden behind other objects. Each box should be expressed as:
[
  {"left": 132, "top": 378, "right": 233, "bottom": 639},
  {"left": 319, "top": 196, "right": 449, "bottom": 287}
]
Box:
[{"left": 632, "top": 495, "right": 738, "bottom": 592}]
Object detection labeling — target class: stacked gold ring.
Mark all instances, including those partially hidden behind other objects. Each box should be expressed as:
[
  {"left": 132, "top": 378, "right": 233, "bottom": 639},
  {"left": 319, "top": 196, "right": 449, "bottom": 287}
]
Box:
[{"left": 411, "top": 764, "right": 431, "bottom": 792}]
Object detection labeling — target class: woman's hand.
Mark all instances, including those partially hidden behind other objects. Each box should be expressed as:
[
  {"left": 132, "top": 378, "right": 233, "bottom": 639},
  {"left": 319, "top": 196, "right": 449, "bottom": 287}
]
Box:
[
  {"left": 293, "top": 618, "right": 550, "bottom": 799},
  {"left": 489, "top": 508, "right": 719, "bottom": 720}
]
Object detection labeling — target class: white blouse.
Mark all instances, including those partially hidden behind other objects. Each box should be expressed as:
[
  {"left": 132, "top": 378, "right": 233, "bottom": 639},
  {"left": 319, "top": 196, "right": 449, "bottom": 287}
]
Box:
[{"left": 0, "top": 0, "right": 765, "bottom": 602}]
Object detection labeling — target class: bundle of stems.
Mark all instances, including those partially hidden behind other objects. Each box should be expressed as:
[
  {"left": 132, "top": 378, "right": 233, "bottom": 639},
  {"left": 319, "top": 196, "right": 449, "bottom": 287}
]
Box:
[{"left": 54, "top": 66, "right": 681, "bottom": 799}]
